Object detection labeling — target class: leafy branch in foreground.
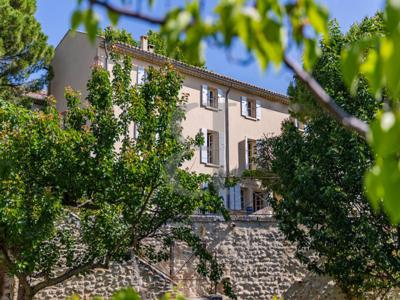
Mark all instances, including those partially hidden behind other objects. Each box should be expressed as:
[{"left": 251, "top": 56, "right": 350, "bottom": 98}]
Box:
[
  {"left": 74, "top": 0, "right": 400, "bottom": 223},
  {"left": 256, "top": 17, "right": 400, "bottom": 298}
]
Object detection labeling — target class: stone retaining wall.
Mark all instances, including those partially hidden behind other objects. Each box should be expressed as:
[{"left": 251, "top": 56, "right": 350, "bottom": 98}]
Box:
[
  {"left": 155, "top": 215, "right": 308, "bottom": 299},
  {"left": 34, "top": 257, "right": 174, "bottom": 300},
  {"left": 4, "top": 215, "right": 333, "bottom": 299}
]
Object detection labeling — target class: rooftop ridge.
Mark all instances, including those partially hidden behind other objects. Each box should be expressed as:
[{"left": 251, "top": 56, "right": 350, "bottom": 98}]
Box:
[{"left": 101, "top": 36, "right": 290, "bottom": 105}]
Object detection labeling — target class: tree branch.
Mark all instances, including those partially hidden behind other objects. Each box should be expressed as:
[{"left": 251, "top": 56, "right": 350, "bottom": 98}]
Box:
[
  {"left": 31, "top": 261, "right": 108, "bottom": 295},
  {"left": 89, "top": 0, "right": 166, "bottom": 25},
  {"left": 283, "top": 55, "right": 369, "bottom": 138},
  {"left": 0, "top": 244, "right": 13, "bottom": 270}
]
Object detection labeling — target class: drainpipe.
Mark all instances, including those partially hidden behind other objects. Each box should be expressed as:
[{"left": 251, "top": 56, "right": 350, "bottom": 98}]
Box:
[{"left": 225, "top": 84, "right": 233, "bottom": 209}]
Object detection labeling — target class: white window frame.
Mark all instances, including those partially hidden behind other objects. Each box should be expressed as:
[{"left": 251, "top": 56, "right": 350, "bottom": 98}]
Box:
[
  {"left": 200, "top": 128, "right": 224, "bottom": 167},
  {"left": 202, "top": 85, "right": 224, "bottom": 111},
  {"left": 241, "top": 96, "right": 261, "bottom": 120},
  {"left": 207, "top": 130, "right": 219, "bottom": 165}
]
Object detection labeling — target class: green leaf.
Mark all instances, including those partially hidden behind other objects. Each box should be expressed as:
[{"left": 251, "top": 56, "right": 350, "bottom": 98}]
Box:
[
  {"left": 366, "top": 111, "right": 400, "bottom": 224},
  {"left": 386, "top": 0, "right": 400, "bottom": 35},
  {"left": 112, "top": 288, "right": 141, "bottom": 300},
  {"left": 307, "top": 2, "right": 329, "bottom": 39},
  {"left": 360, "top": 49, "right": 382, "bottom": 98},
  {"left": 341, "top": 38, "right": 374, "bottom": 95},
  {"left": 84, "top": 9, "right": 99, "bottom": 43},
  {"left": 71, "top": 10, "right": 83, "bottom": 31},
  {"left": 107, "top": 10, "right": 120, "bottom": 26},
  {"left": 341, "top": 46, "right": 360, "bottom": 94},
  {"left": 303, "top": 38, "right": 320, "bottom": 71}
]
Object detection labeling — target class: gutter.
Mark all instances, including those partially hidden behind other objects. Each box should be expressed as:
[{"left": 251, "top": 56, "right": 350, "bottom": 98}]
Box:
[
  {"left": 225, "top": 84, "right": 233, "bottom": 209},
  {"left": 99, "top": 40, "right": 290, "bottom": 106}
]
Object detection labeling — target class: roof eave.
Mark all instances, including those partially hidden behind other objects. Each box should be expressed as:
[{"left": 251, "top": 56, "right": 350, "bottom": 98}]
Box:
[{"left": 100, "top": 38, "right": 290, "bottom": 106}]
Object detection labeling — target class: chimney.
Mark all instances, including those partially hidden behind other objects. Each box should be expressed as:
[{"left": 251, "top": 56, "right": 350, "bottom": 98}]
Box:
[{"left": 140, "top": 35, "right": 148, "bottom": 51}]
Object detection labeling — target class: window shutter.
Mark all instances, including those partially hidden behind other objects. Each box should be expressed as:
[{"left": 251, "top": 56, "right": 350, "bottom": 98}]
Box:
[
  {"left": 239, "top": 140, "right": 245, "bottom": 170},
  {"left": 219, "top": 131, "right": 225, "bottom": 168},
  {"left": 241, "top": 96, "right": 248, "bottom": 116},
  {"left": 200, "top": 128, "right": 208, "bottom": 163},
  {"left": 231, "top": 184, "right": 241, "bottom": 210},
  {"left": 244, "top": 136, "right": 249, "bottom": 169},
  {"left": 219, "top": 188, "right": 228, "bottom": 208},
  {"left": 137, "top": 66, "right": 145, "bottom": 85},
  {"left": 218, "top": 89, "right": 225, "bottom": 110},
  {"left": 256, "top": 100, "right": 261, "bottom": 120},
  {"left": 201, "top": 85, "right": 208, "bottom": 106}
]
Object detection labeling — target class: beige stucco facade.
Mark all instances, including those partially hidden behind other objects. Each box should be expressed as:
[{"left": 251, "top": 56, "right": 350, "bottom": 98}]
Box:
[{"left": 50, "top": 31, "right": 290, "bottom": 212}]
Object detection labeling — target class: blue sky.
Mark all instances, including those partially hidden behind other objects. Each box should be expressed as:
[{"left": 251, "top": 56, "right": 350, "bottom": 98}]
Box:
[{"left": 36, "top": 0, "right": 384, "bottom": 95}]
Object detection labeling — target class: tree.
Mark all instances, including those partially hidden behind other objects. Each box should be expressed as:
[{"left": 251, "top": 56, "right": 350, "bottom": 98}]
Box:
[
  {"left": 71, "top": 0, "right": 400, "bottom": 223},
  {"left": 0, "top": 46, "right": 230, "bottom": 299},
  {"left": 146, "top": 30, "right": 205, "bottom": 67},
  {"left": 0, "top": 0, "right": 53, "bottom": 100},
  {"left": 254, "top": 18, "right": 400, "bottom": 297},
  {"left": 102, "top": 27, "right": 205, "bottom": 67}
]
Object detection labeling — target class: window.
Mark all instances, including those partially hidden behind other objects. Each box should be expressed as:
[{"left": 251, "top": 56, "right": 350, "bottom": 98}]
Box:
[
  {"left": 208, "top": 87, "right": 218, "bottom": 108},
  {"left": 200, "top": 128, "right": 224, "bottom": 167},
  {"left": 241, "top": 96, "right": 261, "bottom": 120},
  {"left": 239, "top": 138, "right": 258, "bottom": 170},
  {"left": 137, "top": 66, "right": 146, "bottom": 85},
  {"left": 202, "top": 85, "right": 223, "bottom": 109},
  {"left": 247, "top": 98, "right": 256, "bottom": 118},
  {"left": 253, "top": 192, "right": 264, "bottom": 212},
  {"left": 247, "top": 139, "right": 257, "bottom": 170},
  {"left": 207, "top": 130, "right": 219, "bottom": 165}
]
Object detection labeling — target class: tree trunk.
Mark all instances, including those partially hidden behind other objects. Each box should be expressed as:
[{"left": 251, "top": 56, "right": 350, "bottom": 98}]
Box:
[
  {"left": 0, "top": 266, "right": 5, "bottom": 298},
  {"left": 16, "top": 284, "right": 26, "bottom": 300},
  {"left": 15, "top": 281, "right": 33, "bottom": 300}
]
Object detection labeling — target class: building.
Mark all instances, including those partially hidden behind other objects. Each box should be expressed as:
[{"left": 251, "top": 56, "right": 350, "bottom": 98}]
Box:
[{"left": 50, "top": 31, "right": 290, "bottom": 213}]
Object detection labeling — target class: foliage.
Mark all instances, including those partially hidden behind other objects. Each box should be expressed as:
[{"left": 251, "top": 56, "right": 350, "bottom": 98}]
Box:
[
  {"left": 102, "top": 27, "right": 205, "bottom": 67},
  {"left": 111, "top": 288, "right": 141, "bottom": 300},
  {"left": 0, "top": 0, "right": 53, "bottom": 100},
  {"left": 69, "top": 287, "right": 187, "bottom": 300},
  {"left": 339, "top": 0, "right": 400, "bottom": 223},
  {"left": 73, "top": 0, "right": 329, "bottom": 71},
  {"left": 0, "top": 47, "right": 229, "bottom": 298},
  {"left": 256, "top": 18, "right": 400, "bottom": 297},
  {"left": 146, "top": 30, "right": 205, "bottom": 68},
  {"left": 103, "top": 27, "right": 139, "bottom": 47}
]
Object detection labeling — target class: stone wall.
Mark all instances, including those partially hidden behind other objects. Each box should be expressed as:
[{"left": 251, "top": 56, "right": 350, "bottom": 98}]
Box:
[
  {"left": 34, "top": 257, "right": 174, "bottom": 300},
  {"left": 156, "top": 215, "right": 308, "bottom": 299},
  {"left": 4, "top": 215, "right": 320, "bottom": 300}
]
